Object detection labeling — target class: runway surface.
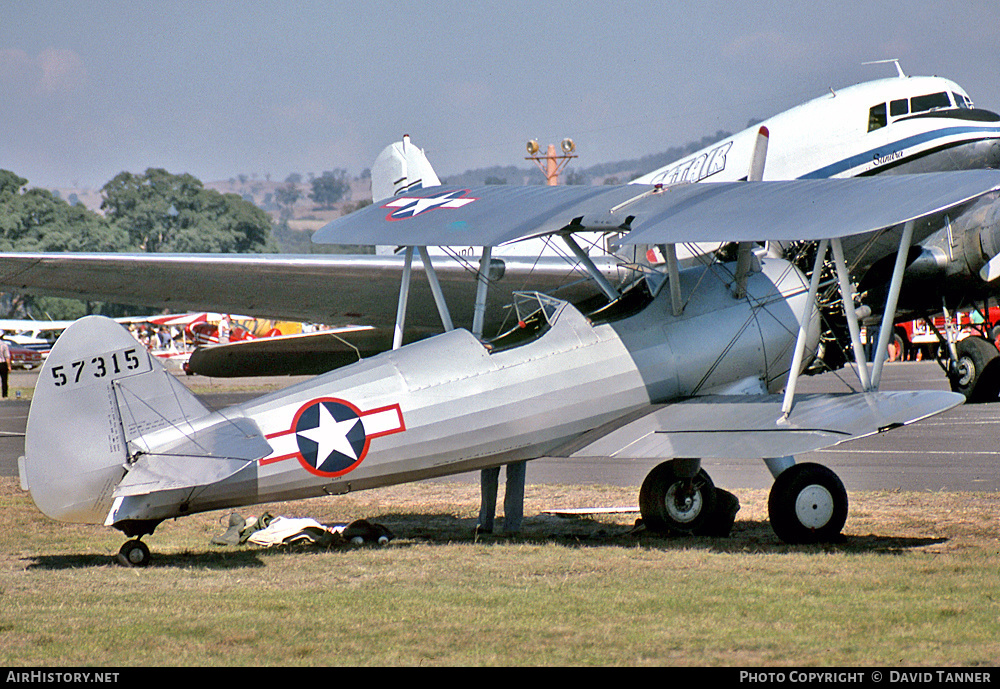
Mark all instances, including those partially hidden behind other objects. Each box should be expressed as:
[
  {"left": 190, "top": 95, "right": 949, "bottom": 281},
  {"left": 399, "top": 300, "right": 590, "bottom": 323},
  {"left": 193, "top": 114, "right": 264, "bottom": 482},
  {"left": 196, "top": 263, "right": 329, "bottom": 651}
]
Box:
[{"left": 3, "top": 362, "right": 997, "bottom": 492}]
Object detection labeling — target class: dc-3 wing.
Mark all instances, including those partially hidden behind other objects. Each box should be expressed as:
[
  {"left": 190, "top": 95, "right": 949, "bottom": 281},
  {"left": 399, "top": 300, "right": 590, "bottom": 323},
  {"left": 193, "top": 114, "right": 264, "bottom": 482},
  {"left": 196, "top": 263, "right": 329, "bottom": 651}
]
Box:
[{"left": 2, "top": 172, "right": 998, "bottom": 329}]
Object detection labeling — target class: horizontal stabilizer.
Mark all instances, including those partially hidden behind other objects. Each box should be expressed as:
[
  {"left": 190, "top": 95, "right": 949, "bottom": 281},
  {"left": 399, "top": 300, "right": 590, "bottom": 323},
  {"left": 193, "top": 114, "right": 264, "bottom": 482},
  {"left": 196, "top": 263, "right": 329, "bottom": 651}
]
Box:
[
  {"left": 113, "top": 454, "right": 254, "bottom": 497},
  {"left": 556, "top": 391, "right": 964, "bottom": 460},
  {"left": 114, "top": 416, "right": 270, "bottom": 497}
]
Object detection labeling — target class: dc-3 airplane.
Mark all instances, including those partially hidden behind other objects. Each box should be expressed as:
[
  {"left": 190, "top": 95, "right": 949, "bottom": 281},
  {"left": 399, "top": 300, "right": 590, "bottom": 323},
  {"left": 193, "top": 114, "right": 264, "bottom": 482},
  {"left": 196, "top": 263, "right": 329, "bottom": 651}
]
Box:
[{"left": 635, "top": 63, "right": 1000, "bottom": 400}]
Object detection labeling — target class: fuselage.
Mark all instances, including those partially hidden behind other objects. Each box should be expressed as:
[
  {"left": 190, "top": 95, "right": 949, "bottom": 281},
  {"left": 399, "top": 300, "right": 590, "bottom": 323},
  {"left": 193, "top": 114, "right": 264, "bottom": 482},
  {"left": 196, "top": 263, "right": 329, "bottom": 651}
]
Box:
[
  {"left": 634, "top": 75, "right": 1000, "bottom": 185},
  {"left": 102, "top": 256, "right": 815, "bottom": 524}
]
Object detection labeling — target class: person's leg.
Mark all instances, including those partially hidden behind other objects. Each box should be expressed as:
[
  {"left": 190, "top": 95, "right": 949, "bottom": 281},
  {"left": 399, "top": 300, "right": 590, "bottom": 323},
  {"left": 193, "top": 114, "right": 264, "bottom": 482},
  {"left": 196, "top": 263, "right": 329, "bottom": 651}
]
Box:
[
  {"left": 477, "top": 466, "right": 500, "bottom": 533},
  {"left": 502, "top": 461, "right": 526, "bottom": 533}
]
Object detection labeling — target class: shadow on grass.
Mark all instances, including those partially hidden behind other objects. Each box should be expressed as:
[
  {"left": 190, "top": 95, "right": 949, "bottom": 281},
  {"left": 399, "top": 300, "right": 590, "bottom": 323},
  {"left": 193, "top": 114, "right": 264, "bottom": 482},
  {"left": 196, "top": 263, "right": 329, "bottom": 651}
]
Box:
[
  {"left": 377, "top": 511, "right": 950, "bottom": 555},
  {"left": 24, "top": 548, "right": 268, "bottom": 571},
  {"left": 22, "top": 513, "right": 948, "bottom": 570}
]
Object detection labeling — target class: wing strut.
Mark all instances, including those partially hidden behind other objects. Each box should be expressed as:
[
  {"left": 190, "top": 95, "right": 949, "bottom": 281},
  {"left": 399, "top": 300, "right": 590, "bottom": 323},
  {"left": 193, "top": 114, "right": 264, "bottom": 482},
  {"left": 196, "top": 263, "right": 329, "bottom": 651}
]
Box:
[
  {"left": 870, "top": 219, "right": 915, "bottom": 389},
  {"left": 662, "top": 243, "right": 684, "bottom": 316},
  {"left": 417, "top": 247, "right": 454, "bottom": 333},
  {"left": 562, "top": 233, "right": 619, "bottom": 302},
  {"left": 472, "top": 246, "right": 492, "bottom": 338},
  {"left": 783, "top": 219, "right": 916, "bottom": 415},
  {"left": 393, "top": 245, "right": 456, "bottom": 349},
  {"left": 781, "top": 239, "right": 828, "bottom": 417},
  {"left": 392, "top": 247, "right": 414, "bottom": 350},
  {"left": 831, "top": 238, "right": 872, "bottom": 389}
]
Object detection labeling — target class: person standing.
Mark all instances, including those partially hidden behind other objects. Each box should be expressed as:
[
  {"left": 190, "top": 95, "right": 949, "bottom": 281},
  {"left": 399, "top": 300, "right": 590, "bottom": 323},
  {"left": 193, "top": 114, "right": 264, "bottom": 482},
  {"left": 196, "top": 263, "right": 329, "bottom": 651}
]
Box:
[
  {"left": 0, "top": 337, "right": 10, "bottom": 398},
  {"left": 218, "top": 314, "right": 231, "bottom": 344},
  {"left": 476, "top": 460, "right": 527, "bottom": 535}
]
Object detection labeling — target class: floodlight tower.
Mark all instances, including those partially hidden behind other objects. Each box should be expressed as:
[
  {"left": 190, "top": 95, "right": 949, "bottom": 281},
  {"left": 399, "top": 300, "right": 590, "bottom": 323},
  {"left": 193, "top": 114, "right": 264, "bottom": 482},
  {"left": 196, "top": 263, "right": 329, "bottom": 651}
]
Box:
[{"left": 526, "top": 138, "right": 577, "bottom": 185}]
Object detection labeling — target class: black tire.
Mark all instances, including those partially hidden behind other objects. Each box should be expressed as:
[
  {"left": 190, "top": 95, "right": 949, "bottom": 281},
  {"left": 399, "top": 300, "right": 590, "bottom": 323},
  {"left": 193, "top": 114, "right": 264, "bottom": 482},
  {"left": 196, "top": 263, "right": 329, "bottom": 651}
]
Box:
[
  {"left": 116, "top": 540, "right": 151, "bottom": 567},
  {"left": 639, "top": 460, "right": 717, "bottom": 534},
  {"left": 768, "top": 463, "right": 847, "bottom": 544},
  {"left": 950, "top": 337, "right": 1000, "bottom": 402}
]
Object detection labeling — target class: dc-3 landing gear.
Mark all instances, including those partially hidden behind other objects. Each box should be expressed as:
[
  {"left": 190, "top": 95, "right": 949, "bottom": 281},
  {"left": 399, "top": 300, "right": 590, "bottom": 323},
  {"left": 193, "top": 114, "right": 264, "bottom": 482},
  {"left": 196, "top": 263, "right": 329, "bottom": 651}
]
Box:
[
  {"left": 948, "top": 336, "right": 1000, "bottom": 403},
  {"left": 638, "top": 458, "right": 848, "bottom": 544},
  {"left": 116, "top": 539, "right": 151, "bottom": 567}
]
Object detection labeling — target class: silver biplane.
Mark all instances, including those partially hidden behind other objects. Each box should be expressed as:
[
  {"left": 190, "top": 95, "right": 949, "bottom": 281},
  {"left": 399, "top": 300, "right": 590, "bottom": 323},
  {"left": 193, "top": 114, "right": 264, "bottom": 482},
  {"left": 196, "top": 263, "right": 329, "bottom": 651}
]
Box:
[{"left": 17, "top": 130, "right": 1000, "bottom": 564}]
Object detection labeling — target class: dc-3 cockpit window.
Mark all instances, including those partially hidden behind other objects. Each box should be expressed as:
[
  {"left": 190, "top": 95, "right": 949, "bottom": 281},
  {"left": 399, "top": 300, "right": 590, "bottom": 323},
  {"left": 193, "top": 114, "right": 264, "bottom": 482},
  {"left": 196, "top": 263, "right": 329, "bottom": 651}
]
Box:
[
  {"left": 953, "top": 92, "right": 972, "bottom": 109},
  {"left": 911, "top": 91, "right": 951, "bottom": 113},
  {"left": 890, "top": 99, "right": 909, "bottom": 117},
  {"left": 867, "top": 103, "right": 887, "bottom": 132}
]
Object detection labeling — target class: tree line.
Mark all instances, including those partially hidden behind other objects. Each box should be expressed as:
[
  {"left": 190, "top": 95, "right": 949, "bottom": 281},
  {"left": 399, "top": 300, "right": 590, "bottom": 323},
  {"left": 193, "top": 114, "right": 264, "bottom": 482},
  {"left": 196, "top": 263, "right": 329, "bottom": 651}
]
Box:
[{"left": 0, "top": 167, "right": 277, "bottom": 319}]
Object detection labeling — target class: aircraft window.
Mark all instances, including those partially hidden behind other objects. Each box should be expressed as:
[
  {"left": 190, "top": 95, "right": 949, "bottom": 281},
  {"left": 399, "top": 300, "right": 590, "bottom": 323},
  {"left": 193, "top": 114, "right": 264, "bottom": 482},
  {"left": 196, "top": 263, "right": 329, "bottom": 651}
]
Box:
[
  {"left": 485, "top": 291, "right": 566, "bottom": 353},
  {"left": 867, "top": 103, "right": 887, "bottom": 132},
  {"left": 911, "top": 92, "right": 951, "bottom": 113},
  {"left": 953, "top": 92, "right": 970, "bottom": 109},
  {"left": 890, "top": 99, "right": 908, "bottom": 117}
]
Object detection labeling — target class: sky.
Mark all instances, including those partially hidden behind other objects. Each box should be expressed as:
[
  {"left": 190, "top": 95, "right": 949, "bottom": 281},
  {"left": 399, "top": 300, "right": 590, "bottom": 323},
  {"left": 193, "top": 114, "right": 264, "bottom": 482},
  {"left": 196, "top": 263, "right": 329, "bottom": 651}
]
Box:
[{"left": 2, "top": 1, "right": 999, "bottom": 190}]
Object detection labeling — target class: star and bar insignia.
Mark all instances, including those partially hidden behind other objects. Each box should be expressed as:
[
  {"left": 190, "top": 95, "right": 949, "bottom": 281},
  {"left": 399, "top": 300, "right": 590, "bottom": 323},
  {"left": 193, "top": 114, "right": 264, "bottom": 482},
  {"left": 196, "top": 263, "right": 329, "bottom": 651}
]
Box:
[
  {"left": 382, "top": 189, "right": 477, "bottom": 221},
  {"left": 262, "top": 398, "right": 405, "bottom": 477}
]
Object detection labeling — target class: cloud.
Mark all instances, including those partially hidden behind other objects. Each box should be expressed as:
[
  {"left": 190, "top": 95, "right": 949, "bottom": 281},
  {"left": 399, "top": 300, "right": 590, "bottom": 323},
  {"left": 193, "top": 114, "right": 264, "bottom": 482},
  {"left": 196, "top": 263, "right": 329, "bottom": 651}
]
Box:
[
  {"left": 0, "top": 46, "right": 87, "bottom": 96},
  {"left": 36, "top": 47, "right": 87, "bottom": 94}
]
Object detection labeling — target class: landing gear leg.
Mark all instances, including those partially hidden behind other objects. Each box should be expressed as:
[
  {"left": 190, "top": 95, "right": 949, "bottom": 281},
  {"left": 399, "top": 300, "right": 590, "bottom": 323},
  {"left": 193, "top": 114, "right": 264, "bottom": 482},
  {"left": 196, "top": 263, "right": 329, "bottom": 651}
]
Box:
[
  {"left": 116, "top": 539, "right": 151, "bottom": 567},
  {"left": 767, "top": 462, "right": 848, "bottom": 544}
]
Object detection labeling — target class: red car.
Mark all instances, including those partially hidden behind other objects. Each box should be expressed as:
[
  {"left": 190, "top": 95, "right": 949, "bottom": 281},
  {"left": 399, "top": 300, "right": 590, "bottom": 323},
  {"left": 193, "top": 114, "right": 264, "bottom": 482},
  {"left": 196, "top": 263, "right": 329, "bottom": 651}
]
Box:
[{"left": 3, "top": 340, "right": 44, "bottom": 369}]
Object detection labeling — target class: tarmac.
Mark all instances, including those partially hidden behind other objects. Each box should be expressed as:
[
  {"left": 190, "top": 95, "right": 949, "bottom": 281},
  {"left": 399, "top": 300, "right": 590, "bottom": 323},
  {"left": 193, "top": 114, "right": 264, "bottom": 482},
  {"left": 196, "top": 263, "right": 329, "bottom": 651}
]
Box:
[{"left": 2, "top": 362, "right": 998, "bottom": 492}]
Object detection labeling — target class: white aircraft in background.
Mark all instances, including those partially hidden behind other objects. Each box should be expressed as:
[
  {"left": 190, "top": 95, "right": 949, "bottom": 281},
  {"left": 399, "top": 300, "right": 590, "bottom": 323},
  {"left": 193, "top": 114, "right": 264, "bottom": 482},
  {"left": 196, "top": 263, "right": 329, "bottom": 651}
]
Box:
[
  {"left": 635, "top": 68, "right": 999, "bottom": 185},
  {"left": 634, "top": 65, "right": 1000, "bottom": 400}
]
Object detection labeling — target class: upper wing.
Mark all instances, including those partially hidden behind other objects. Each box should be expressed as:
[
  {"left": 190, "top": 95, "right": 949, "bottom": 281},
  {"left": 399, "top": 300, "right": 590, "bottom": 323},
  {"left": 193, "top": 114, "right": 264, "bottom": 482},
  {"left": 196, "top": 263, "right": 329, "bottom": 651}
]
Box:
[
  {"left": 313, "top": 171, "right": 1000, "bottom": 246},
  {"left": 552, "top": 390, "right": 964, "bottom": 460}
]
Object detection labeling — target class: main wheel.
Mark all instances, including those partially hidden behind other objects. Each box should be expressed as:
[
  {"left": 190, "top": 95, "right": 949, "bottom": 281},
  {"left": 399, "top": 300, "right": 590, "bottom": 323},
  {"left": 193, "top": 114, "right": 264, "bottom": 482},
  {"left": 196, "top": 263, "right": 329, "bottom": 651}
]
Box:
[
  {"left": 768, "top": 463, "right": 847, "bottom": 544},
  {"left": 639, "top": 460, "right": 717, "bottom": 534},
  {"left": 116, "top": 539, "right": 151, "bottom": 567},
  {"left": 950, "top": 337, "right": 1000, "bottom": 403}
]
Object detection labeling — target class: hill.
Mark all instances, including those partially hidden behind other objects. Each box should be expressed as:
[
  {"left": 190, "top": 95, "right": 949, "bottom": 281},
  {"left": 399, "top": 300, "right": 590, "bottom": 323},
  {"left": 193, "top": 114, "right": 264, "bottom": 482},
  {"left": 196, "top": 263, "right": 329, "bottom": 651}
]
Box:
[{"left": 33, "top": 130, "right": 732, "bottom": 253}]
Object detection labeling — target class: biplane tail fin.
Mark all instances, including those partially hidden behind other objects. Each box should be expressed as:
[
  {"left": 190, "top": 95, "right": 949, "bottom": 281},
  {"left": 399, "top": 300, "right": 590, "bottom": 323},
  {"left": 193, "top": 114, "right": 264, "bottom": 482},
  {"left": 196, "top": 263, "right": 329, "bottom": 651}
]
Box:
[
  {"left": 370, "top": 134, "right": 441, "bottom": 203},
  {"left": 21, "top": 315, "right": 209, "bottom": 524}
]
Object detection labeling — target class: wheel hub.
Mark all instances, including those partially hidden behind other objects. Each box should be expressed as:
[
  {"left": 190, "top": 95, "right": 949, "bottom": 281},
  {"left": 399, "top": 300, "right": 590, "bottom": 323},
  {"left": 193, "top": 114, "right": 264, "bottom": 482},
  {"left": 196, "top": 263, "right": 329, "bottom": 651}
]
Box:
[
  {"left": 957, "top": 357, "right": 975, "bottom": 387},
  {"left": 794, "top": 484, "right": 834, "bottom": 529},
  {"left": 665, "top": 482, "right": 703, "bottom": 523}
]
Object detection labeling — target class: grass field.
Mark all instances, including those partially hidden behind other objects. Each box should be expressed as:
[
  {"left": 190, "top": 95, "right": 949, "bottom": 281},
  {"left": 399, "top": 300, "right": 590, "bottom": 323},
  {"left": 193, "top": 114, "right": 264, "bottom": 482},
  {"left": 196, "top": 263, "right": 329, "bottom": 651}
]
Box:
[{"left": 2, "top": 477, "right": 998, "bottom": 666}]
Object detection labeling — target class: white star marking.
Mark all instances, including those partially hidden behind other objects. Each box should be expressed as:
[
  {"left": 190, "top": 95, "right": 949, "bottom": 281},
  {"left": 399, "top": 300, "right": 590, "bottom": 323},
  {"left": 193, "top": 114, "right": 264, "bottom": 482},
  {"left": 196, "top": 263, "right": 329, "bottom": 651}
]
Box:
[
  {"left": 297, "top": 404, "right": 362, "bottom": 463},
  {"left": 384, "top": 191, "right": 476, "bottom": 217}
]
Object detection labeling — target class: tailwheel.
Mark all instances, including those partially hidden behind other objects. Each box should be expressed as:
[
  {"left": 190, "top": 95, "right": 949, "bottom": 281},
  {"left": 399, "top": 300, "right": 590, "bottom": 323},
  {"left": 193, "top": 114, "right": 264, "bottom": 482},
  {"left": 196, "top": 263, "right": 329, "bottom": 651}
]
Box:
[
  {"left": 639, "top": 459, "right": 717, "bottom": 535},
  {"left": 768, "top": 463, "right": 847, "bottom": 544},
  {"left": 116, "top": 539, "right": 151, "bottom": 568}
]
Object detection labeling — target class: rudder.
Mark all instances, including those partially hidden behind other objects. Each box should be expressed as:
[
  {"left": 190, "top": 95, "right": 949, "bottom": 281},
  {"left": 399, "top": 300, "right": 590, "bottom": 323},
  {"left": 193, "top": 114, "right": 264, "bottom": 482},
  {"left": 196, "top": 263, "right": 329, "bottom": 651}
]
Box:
[{"left": 22, "top": 316, "right": 209, "bottom": 524}]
